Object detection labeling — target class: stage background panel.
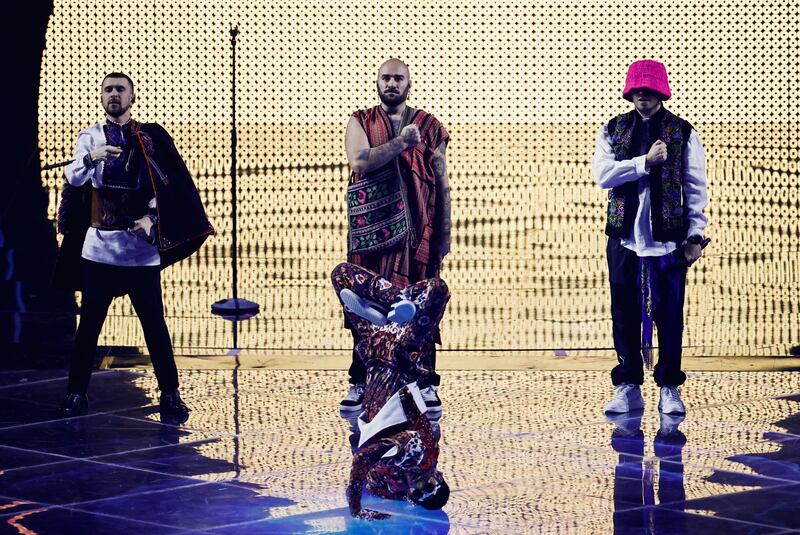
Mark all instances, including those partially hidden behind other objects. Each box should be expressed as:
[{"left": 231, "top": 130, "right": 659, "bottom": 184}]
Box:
[{"left": 38, "top": 0, "right": 799, "bottom": 356}]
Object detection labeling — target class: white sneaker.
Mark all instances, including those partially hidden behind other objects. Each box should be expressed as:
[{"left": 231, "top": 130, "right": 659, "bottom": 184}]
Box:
[
  {"left": 604, "top": 383, "right": 644, "bottom": 414},
  {"left": 420, "top": 385, "right": 442, "bottom": 415},
  {"left": 658, "top": 386, "right": 686, "bottom": 415},
  {"left": 339, "top": 289, "right": 387, "bottom": 326},
  {"left": 387, "top": 299, "right": 416, "bottom": 323},
  {"left": 339, "top": 383, "right": 365, "bottom": 412}
]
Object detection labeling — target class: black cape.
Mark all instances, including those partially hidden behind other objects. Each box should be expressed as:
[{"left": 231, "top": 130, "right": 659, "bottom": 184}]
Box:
[{"left": 52, "top": 121, "right": 215, "bottom": 291}]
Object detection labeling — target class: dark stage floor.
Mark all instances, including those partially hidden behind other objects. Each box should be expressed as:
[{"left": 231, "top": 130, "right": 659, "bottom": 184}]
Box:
[{"left": 1, "top": 369, "right": 800, "bottom": 534}]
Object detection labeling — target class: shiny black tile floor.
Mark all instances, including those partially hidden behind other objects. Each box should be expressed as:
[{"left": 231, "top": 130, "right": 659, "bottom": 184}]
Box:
[{"left": 1, "top": 369, "right": 800, "bottom": 534}]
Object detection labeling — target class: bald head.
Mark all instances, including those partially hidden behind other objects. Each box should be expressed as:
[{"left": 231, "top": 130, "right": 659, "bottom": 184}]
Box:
[
  {"left": 378, "top": 59, "right": 411, "bottom": 80},
  {"left": 377, "top": 59, "right": 412, "bottom": 108}
]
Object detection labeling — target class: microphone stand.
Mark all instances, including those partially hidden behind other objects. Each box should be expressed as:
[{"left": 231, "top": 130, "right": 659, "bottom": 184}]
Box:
[{"left": 211, "top": 25, "right": 260, "bottom": 353}]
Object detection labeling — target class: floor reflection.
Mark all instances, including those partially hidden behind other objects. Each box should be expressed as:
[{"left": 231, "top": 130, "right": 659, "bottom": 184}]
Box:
[
  {"left": 668, "top": 391, "right": 800, "bottom": 532},
  {"left": 728, "top": 392, "right": 800, "bottom": 483},
  {"left": 1, "top": 369, "right": 800, "bottom": 533},
  {"left": 608, "top": 412, "right": 688, "bottom": 534}
]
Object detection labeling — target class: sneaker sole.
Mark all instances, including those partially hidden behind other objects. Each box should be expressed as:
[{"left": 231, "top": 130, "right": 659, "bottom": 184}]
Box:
[
  {"left": 604, "top": 398, "right": 644, "bottom": 414},
  {"left": 340, "top": 289, "right": 388, "bottom": 326},
  {"left": 388, "top": 301, "right": 416, "bottom": 323},
  {"left": 658, "top": 404, "right": 686, "bottom": 415},
  {"left": 339, "top": 403, "right": 363, "bottom": 412}
]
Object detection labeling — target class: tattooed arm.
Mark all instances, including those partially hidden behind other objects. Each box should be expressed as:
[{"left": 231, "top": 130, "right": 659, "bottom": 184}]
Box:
[
  {"left": 345, "top": 117, "right": 420, "bottom": 175},
  {"left": 432, "top": 141, "right": 451, "bottom": 260}
]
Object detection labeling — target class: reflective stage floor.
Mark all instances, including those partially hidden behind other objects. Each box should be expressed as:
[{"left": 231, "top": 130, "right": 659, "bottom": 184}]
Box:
[{"left": 2, "top": 369, "right": 800, "bottom": 534}]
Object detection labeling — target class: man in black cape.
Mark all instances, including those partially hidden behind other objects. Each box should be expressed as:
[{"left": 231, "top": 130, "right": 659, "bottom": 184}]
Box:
[{"left": 53, "top": 72, "right": 214, "bottom": 420}]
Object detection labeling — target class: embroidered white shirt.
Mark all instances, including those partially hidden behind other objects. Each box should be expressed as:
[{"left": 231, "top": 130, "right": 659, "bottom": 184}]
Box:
[{"left": 65, "top": 122, "right": 160, "bottom": 267}]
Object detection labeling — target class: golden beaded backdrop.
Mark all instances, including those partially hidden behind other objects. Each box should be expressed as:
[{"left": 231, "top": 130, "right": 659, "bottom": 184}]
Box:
[{"left": 39, "top": 0, "right": 798, "bottom": 355}]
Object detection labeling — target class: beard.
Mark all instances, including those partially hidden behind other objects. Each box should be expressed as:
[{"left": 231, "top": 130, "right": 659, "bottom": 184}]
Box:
[
  {"left": 103, "top": 99, "right": 131, "bottom": 118},
  {"left": 378, "top": 84, "right": 410, "bottom": 107},
  {"left": 634, "top": 99, "right": 660, "bottom": 115}
]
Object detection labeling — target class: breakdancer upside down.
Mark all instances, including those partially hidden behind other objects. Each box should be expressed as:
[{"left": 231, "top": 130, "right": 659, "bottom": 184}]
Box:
[{"left": 331, "top": 262, "right": 450, "bottom": 520}]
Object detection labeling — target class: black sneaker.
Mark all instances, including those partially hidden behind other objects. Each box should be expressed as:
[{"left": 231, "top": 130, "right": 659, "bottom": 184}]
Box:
[
  {"left": 340, "top": 383, "right": 365, "bottom": 412},
  {"left": 160, "top": 390, "right": 190, "bottom": 423},
  {"left": 57, "top": 393, "right": 88, "bottom": 418}
]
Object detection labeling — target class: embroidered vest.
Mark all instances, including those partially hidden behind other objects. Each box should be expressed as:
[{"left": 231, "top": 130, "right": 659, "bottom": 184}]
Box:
[
  {"left": 91, "top": 120, "right": 155, "bottom": 230},
  {"left": 605, "top": 107, "right": 693, "bottom": 243}
]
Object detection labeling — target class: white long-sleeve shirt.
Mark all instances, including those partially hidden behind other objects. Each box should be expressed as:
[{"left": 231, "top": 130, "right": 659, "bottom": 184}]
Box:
[
  {"left": 66, "top": 122, "right": 160, "bottom": 267},
  {"left": 592, "top": 116, "right": 708, "bottom": 257}
]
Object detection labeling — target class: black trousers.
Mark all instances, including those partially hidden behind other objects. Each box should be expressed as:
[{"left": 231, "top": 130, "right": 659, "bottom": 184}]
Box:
[
  {"left": 607, "top": 237, "right": 687, "bottom": 387},
  {"left": 67, "top": 259, "right": 179, "bottom": 394},
  {"left": 348, "top": 327, "right": 440, "bottom": 388}
]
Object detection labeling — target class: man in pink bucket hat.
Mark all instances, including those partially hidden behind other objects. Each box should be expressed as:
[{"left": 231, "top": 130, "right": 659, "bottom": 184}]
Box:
[{"left": 592, "top": 60, "right": 709, "bottom": 416}]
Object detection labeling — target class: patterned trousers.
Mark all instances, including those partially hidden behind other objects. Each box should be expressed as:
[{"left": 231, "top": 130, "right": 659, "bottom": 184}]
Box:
[{"left": 331, "top": 262, "right": 449, "bottom": 420}]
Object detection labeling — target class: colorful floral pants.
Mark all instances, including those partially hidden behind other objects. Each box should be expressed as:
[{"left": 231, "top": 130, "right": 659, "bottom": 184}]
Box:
[{"left": 331, "top": 262, "right": 450, "bottom": 420}]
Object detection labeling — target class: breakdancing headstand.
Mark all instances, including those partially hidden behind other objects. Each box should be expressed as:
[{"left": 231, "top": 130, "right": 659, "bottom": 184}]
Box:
[{"left": 331, "top": 262, "right": 450, "bottom": 520}]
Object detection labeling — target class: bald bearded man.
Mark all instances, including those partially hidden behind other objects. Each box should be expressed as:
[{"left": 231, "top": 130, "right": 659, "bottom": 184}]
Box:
[{"left": 341, "top": 59, "right": 452, "bottom": 415}]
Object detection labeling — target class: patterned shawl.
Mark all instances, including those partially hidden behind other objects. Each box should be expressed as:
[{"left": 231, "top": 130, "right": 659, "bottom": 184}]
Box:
[{"left": 348, "top": 105, "right": 449, "bottom": 287}]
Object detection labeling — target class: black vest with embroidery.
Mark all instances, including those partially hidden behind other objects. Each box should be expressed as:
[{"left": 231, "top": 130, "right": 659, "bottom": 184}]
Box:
[
  {"left": 605, "top": 107, "right": 693, "bottom": 243},
  {"left": 91, "top": 120, "right": 154, "bottom": 230}
]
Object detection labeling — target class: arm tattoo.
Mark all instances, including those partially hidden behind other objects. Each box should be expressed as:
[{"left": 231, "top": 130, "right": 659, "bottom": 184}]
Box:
[
  {"left": 432, "top": 141, "right": 451, "bottom": 229},
  {"left": 439, "top": 189, "right": 451, "bottom": 232},
  {"left": 357, "top": 137, "right": 406, "bottom": 173},
  {"left": 432, "top": 154, "right": 446, "bottom": 179},
  {"left": 369, "top": 137, "right": 405, "bottom": 162}
]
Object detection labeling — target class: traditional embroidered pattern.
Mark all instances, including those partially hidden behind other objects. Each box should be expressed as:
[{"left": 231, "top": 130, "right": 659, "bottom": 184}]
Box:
[
  {"left": 348, "top": 106, "right": 449, "bottom": 288},
  {"left": 332, "top": 262, "right": 449, "bottom": 502},
  {"left": 347, "top": 169, "right": 409, "bottom": 253},
  {"left": 606, "top": 108, "right": 691, "bottom": 240},
  {"left": 607, "top": 196, "right": 626, "bottom": 229}
]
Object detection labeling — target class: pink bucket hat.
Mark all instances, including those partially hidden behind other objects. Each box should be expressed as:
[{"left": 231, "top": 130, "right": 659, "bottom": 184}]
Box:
[{"left": 622, "top": 60, "right": 671, "bottom": 101}]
